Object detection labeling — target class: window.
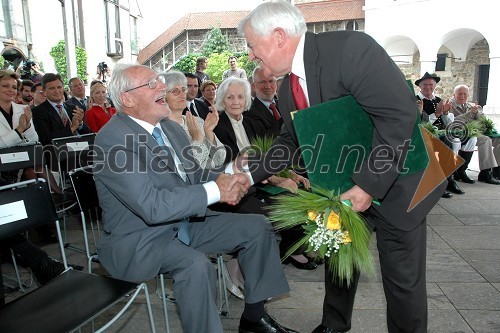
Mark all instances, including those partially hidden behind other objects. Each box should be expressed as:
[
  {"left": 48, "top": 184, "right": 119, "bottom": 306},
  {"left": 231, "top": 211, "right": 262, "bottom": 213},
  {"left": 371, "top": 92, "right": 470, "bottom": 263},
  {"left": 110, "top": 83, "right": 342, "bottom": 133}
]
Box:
[
  {"left": 104, "top": 0, "right": 123, "bottom": 57},
  {"left": 435, "top": 53, "right": 447, "bottom": 71},
  {"left": 477, "top": 64, "right": 489, "bottom": 106},
  {"left": 130, "top": 16, "right": 138, "bottom": 55},
  {"left": 345, "top": 20, "right": 359, "bottom": 31}
]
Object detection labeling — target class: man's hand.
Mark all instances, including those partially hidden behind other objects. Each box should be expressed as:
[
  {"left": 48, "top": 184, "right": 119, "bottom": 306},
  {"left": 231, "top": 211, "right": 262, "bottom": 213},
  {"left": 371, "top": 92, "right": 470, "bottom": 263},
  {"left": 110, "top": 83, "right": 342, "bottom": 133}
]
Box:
[
  {"left": 340, "top": 185, "right": 373, "bottom": 212},
  {"left": 215, "top": 173, "right": 250, "bottom": 205},
  {"left": 70, "top": 107, "right": 85, "bottom": 132},
  {"left": 288, "top": 170, "right": 310, "bottom": 189}
]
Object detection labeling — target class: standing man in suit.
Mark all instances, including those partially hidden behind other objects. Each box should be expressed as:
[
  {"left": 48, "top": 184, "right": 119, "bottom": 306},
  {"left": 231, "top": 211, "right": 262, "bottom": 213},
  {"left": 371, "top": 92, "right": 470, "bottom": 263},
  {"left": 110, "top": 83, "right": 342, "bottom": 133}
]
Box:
[
  {"left": 66, "top": 77, "right": 89, "bottom": 111},
  {"left": 32, "top": 73, "right": 91, "bottom": 146},
  {"left": 247, "top": 66, "right": 283, "bottom": 139},
  {"left": 183, "top": 72, "right": 210, "bottom": 120},
  {"left": 93, "top": 63, "right": 298, "bottom": 333},
  {"left": 238, "top": 2, "right": 444, "bottom": 333}
]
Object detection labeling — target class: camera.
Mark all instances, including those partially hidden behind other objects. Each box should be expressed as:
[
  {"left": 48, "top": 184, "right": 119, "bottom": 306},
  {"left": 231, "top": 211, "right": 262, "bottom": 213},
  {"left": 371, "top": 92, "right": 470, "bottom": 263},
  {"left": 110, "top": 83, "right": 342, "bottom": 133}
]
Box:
[{"left": 20, "top": 60, "right": 36, "bottom": 80}]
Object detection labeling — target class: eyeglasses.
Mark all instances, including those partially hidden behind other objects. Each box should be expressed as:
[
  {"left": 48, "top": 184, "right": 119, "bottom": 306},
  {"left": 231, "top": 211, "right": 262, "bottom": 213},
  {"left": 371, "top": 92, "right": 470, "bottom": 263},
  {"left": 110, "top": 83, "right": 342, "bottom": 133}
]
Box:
[
  {"left": 255, "top": 79, "right": 277, "bottom": 85},
  {"left": 124, "top": 75, "right": 166, "bottom": 93},
  {"left": 166, "top": 87, "right": 187, "bottom": 96}
]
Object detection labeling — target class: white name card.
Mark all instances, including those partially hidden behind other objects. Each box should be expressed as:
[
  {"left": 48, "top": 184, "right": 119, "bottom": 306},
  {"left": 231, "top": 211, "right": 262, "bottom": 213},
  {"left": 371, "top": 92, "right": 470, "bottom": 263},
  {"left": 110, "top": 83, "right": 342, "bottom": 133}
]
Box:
[
  {"left": 0, "top": 152, "right": 30, "bottom": 164},
  {"left": 66, "top": 142, "right": 89, "bottom": 152},
  {"left": 0, "top": 200, "right": 28, "bottom": 226}
]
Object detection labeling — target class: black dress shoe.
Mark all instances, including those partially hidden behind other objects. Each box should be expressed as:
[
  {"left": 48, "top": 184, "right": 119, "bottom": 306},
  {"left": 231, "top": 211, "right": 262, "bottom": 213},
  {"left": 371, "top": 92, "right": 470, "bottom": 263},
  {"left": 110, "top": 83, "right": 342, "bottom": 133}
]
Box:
[
  {"left": 33, "top": 256, "right": 84, "bottom": 285},
  {"left": 454, "top": 171, "right": 475, "bottom": 184},
  {"left": 283, "top": 256, "right": 318, "bottom": 270},
  {"left": 239, "top": 313, "right": 299, "bottom": 333},
  {"left": 447, "top": 180, "right": 465, "bottom": 194},
  {"left": 478, "top": 170, "right": 500, "bottom": 185},
  {"left": 311, "top": 324, "right": 343, "bottom": 333},
  {"left": 441, "top": 191, "right": 453, "bottom": 198}
]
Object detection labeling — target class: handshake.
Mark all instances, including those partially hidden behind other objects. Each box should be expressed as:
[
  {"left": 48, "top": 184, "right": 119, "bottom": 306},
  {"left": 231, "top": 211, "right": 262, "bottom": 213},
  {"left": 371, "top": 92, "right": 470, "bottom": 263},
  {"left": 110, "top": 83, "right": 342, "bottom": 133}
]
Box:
[{"left": 215, "top": 173, "right": 251, "bottom": 206}]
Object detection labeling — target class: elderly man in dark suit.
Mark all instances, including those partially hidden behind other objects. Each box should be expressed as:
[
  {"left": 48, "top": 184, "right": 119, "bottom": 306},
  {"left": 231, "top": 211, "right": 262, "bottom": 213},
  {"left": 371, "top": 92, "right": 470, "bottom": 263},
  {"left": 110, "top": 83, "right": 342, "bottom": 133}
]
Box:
[
  {"left": 238, "top": 2, "right": 445, "bottom": 333},
  {"left": 93, "top": 64, "right": 298, "bottom": 333},
  {"left": 247, "top": 66, "right": 283, "bottom": 139}
]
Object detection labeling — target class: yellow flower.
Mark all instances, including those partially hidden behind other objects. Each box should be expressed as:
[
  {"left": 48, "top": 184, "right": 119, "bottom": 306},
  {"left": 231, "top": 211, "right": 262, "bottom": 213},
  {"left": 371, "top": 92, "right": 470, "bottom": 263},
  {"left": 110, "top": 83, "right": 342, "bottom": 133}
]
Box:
[
  {"left": 307, "top": 210, "right": 318, "bottom": 221},
  {"left": 342, "top": 231, "right": 352, "bottom": 244},
  {"left": 326, "top": 212, "right": 341, "bottom": 230}
]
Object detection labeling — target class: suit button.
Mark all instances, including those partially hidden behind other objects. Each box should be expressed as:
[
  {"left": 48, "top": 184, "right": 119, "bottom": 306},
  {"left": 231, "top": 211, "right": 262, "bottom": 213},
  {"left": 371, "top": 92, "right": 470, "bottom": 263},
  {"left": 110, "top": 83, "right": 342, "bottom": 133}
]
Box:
[{"left": 173, "top": 227, "right": 178, "bottom": 231}]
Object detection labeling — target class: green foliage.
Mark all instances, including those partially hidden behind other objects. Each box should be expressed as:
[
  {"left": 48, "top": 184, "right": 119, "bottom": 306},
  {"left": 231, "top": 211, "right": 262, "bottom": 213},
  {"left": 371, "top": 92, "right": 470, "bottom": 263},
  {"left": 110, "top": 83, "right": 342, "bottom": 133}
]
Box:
[
  {"left": 204, "top": 51, "right": 232, "bottom": 85},
  {"left": 49, "top": 40, "right": 88, "bottom": 86},
  {"left": 171, "top": 53, "right": 201, "bottom": 74},
  {"left": 236, "top": 52, "right": 257, "bottom": 79},
  {"left": 0, "top": 56, "right": 4, "bottom": 70},
  {"left": 202, "top": 27, "right": 229, "bottom": 56}
]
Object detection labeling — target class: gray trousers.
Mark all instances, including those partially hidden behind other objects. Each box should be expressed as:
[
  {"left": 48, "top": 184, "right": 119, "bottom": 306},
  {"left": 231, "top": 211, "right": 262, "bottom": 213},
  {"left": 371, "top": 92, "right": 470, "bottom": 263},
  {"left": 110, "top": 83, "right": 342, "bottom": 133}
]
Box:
[
  {"left": 159, "top": 213, "right": 290, "bottom": 333},
  {"left": 477, "top": 135, "right": 500, "bottom": 170}
]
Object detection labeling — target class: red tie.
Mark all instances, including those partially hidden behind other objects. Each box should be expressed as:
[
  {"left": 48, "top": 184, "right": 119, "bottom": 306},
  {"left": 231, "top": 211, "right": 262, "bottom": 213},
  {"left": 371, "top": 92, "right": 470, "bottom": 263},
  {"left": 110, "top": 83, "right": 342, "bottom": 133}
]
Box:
[
  {"left": 269, "top": 102, "right": 281, "bottom": 120},
  {"left": 290, "top": 73, "right": 308, "bottom": 110}
]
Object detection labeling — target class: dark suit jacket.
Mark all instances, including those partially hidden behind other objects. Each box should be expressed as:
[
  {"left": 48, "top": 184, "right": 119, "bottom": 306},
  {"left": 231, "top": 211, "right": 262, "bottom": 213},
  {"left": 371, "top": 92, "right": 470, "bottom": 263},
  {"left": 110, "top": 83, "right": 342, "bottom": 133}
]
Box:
[
  {"left": 66, "top": 96, "right": 89, "bottom": 111},
  {"left": 32, "top": 100, "right": 92, "bottom": 146},
  {"left": 213, "top": 111, "right": 257, "bottom": 164},
  {"left": 247, "top": 97, "right": 283, "bottom": 139},
  {"left": 182, "top": 98, "right": 210, "bottom": 120},
  {"left": 249, "top": 31, "right": 444, "bottom": 230}
]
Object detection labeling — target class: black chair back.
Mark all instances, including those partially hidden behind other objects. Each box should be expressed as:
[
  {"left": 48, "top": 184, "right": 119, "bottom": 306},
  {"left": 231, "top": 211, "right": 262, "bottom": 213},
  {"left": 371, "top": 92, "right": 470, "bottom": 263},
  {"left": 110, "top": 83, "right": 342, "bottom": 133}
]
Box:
[
  {"left": 0, "top": 179, "right": 57, "bottom": 240},
  {"left": 0, "top": 144, "right": 43, "bottom": 173}
]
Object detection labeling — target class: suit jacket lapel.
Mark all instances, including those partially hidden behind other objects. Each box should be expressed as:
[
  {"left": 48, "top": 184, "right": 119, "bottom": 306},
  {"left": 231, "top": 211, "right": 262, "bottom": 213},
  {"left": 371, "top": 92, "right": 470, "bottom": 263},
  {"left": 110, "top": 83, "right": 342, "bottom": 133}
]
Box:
[
  {"left": 304, "top": 32, "right": 322, "bottom": 107},
  {"left": 118, "top": 114, "right": 178, "bottom": 176},
  {"left": 160, "top": 120, "right": 195, "bottom": 184}
]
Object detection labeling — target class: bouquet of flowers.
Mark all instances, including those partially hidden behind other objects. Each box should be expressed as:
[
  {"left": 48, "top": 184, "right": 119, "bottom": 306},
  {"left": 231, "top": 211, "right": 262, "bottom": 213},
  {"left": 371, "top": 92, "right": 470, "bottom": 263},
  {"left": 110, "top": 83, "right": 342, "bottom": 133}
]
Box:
[{"left": 267, "top": 185, "right": 374, "bottom": 286}]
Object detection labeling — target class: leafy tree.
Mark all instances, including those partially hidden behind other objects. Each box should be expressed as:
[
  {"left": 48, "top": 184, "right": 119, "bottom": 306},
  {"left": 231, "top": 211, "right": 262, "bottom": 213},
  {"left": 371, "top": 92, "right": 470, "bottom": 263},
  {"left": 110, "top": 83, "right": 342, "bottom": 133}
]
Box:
[
  {"left": 204, "top": 51, "right": 233, "bottom": 85},
  {"left": 202, "top": 27, "right": 230, "bottom": 56},
  {"left": 49, "top": 40, "right": 88, "bottom": 86},
  {"left": 171, "top": 53, "right": 202, "bottom": 74}
]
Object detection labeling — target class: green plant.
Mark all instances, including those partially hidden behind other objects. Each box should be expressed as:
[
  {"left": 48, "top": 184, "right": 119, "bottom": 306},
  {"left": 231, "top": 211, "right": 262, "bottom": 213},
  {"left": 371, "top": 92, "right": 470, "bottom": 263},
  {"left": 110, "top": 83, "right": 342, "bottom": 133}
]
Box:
[
  {"left": 236, "top": 52, "right": 257, "bottom": 79},
  {"left": 171, "top": 53, "right": 201, "bottom": 73},
  {"left": 202, "top": 27, "right": 230, "bottom": 56},
  {"left": 0, "top": 56, "right": 4, "bottom": 70},
  {"left": 49, "top": 40, "right": 88, "bottom": 86},
  {"left": 204, "top": 51, "right": 232, "bottom": 85}
]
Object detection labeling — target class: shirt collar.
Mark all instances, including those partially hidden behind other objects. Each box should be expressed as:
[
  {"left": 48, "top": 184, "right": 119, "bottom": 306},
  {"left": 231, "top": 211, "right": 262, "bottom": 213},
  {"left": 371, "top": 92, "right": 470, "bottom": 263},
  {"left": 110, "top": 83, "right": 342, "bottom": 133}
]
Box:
[
  {"left": 129, "top": 115, "right": 158, "bottom": 135},
  {"left": 228, "top": 114, "right": 244, "bottom": 125},
  {"left": 417, "top": 91, "right": 435, "bottom": 100},
  {"left": 291, "top": 33, "right": 306, "bottom": 80},
  {"left": 48, "top": 99, "right": 64, "bottom": 110}
]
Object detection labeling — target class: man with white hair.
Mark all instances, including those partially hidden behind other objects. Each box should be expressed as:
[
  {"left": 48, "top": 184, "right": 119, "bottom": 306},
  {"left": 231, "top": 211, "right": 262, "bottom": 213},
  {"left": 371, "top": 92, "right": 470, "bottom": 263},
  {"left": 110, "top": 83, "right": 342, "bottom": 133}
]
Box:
[
  {"left": 93, "top": 64, "right": 298, "bottom": 333},
  {"left": 238, "top": 2, "right": 444, "bottom": 332},
  {"left": 450, "top": 84, "right": 500, "bottom": 184}
]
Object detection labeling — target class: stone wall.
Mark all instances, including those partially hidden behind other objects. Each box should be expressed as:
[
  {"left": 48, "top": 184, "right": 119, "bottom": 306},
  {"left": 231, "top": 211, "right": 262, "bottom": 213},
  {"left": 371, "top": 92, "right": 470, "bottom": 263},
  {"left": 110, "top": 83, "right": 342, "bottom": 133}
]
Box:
[{"left": 400, "top": 39, "right": 489, "bottom": 101}]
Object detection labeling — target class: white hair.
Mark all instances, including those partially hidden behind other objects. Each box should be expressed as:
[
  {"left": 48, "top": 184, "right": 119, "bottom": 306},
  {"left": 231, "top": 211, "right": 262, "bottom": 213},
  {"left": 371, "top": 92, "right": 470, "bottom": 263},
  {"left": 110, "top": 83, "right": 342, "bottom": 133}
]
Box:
[
  {"left": 238, "top": 0, "right": 307, "bottom": 37},
  {"left": 215, "top": 77, "right": 252, "bottom": 112}
]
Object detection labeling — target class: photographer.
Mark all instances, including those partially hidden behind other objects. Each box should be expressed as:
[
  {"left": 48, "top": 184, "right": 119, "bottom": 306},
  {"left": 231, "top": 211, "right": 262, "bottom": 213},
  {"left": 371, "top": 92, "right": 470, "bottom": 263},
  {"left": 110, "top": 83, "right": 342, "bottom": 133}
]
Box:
[
  {"left": 95, "top": 61, "right": 111, "bottom": 84},
  {"left": 18, "top": 60, "right": 44, "bottom": 84}
]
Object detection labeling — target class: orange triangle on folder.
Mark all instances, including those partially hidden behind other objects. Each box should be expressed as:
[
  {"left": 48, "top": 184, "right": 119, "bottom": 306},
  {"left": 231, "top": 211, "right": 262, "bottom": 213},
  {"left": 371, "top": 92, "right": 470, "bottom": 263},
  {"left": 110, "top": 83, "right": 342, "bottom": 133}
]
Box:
[{"left": 408, "top": 128, "right": 464, "bottom": 211}]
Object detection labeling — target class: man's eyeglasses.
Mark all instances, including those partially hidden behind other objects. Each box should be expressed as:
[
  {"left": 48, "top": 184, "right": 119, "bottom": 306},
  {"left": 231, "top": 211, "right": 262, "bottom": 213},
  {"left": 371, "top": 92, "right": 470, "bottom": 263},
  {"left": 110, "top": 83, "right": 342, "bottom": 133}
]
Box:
[
  {"left": 166, "top": 87, "right": 187, "bottom": 96},
  {"left": 124, "top": 75, "right": 166, "bottom": 93},
  {"left": 255, "top": 80, "right": 277, "bottom": 85}
]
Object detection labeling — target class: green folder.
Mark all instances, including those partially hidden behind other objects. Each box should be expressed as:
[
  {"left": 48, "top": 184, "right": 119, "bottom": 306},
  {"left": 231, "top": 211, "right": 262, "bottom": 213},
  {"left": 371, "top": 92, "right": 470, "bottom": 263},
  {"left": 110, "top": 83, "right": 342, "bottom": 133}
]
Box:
[{"left": 292, "top": 95, "right": 428, "bottom": 193}]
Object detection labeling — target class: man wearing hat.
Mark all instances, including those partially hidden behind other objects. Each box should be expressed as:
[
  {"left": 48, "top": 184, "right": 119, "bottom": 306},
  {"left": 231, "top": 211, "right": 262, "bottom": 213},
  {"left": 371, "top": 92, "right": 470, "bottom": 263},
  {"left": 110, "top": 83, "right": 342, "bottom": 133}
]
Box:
[{"left": 415, "top": 72, "right": 466, "bottom": 198}]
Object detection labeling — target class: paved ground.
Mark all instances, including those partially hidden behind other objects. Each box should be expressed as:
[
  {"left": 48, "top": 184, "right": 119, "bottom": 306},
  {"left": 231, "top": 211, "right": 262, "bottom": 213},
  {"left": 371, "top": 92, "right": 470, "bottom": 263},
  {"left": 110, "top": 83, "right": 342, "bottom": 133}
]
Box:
[{"left": 3, "top": 153, "right": 500, "bottom": 332}]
